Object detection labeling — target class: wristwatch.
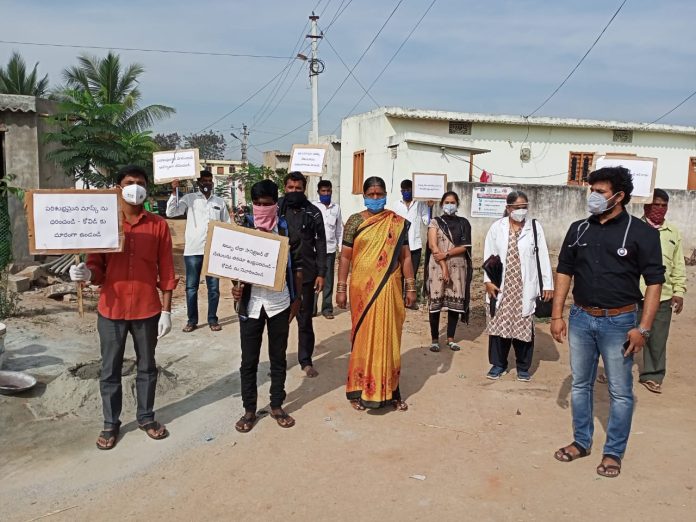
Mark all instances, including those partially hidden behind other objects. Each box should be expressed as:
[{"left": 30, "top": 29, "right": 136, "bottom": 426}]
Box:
[{"left": 638, "top": 326, "right": 650, "bottom": 339}]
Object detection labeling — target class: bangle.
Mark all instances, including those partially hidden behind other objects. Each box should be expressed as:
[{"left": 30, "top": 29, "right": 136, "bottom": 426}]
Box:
[
  {"left": 336, "top": 289, "right": 347, "bottom": 294},
  {"left": 551, "top": 317, "right": 563, "bottom": 320}
]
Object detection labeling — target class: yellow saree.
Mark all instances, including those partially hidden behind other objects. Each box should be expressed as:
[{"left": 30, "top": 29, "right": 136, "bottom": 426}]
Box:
[{"left": 345, "top": 210, "right": 407, "bottom": 408}]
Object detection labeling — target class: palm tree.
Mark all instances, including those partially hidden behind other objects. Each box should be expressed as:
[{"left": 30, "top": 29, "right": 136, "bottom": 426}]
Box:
[
  {"left": 62, "top": 52, "right": 174, "bottom": 131},
  {"left": 0, "top": 51, "right": 49, "bottom": 96}
]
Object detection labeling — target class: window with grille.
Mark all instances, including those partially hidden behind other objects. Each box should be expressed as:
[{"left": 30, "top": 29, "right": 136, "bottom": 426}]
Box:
[
  {"left": 568, "top": 152, "right": 594, "bottom": 185},
  {"left": 613, "top": 129, "right": 633, "bottom": 143},
  {"left": 688, "top": 157, "right": 696, "bottom": 191},
  {"left": 352, "top": 150, "right": 365, "bottom": 194},
  {"left": 229, "top": 166, "right": 236, "bottom": 173},
  {"left": 449, "top": 121, "right": 472, "bottom": 135}
]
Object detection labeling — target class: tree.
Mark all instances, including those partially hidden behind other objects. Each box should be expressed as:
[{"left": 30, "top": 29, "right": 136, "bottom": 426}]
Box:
[
  {"left": 183, "top": 131, "right": 226, "bottom": 160},
  {"left": 154, "top": 132, "right": 182, "bottom": 151},
  {"left": 61, "top": 52, "right": 174, "bottom": 131},
  {"left": 0, "top": 51, "right": 49, "bottom": 96},
  {"left": 233, "top": 163, "right": 286, "bottom": 202}
]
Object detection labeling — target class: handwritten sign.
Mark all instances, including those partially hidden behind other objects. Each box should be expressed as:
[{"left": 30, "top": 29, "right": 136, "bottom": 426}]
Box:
[
  {"left": 203, "top": 222, "right": 289, "bottom": 291},
  {"left": 26, "top": 189, "right": 124, "bottom": 254},
  {"left": 593, "top": 155, "right": 656, "bottom": 203},
  {"left": 153, "top": 148, "right": 200, "bottom": 184},
  {"left": 412, "top": 173, "right": 447, "bottom": 201},
  {"left": 290, "top": 144, "right": 327, "bottom": 176},
  {"left": 470, "top": 185, "right": 513, "bottom": 218}
]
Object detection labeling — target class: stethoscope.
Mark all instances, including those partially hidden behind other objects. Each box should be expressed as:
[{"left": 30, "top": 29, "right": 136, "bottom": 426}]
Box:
[{"left": 568, "top": 214, "right": 632, "bottom": 257}]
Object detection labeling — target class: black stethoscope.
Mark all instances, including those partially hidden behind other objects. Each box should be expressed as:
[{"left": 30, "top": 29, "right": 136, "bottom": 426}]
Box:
[{"left": 568, "top": 214, "right": 632, "bottom": 257}]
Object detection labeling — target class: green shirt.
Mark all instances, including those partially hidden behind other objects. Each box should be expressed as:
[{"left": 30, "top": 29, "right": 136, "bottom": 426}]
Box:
[{"left": 640, "top": 218, "right": 686, "bottom": 301}]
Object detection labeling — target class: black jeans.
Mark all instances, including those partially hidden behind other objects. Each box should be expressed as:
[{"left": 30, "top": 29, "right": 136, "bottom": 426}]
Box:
[
  {"left": 429, "top": 310, "right": 459, "bottom": 340},
  {"left": 239, "top": 307, "right": 290, "bottom": 412},
  {"left": 97, "top": 313, "right": 160, "bottom": 430},
  {"left": 313, "top": 252, "right": 336, "bottom": 316},
  {"left": 488, "top": 334, "right": 534, "bottom": 372},
  {"left": 403, "top": 248, "right": 422, "bottom": 299},
  {"left": 297, "top": 282, "right": 316, "bottom": 368}
]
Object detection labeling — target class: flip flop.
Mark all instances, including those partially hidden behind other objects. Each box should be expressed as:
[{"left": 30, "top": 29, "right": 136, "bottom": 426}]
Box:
[
  {"left": 429, "top": 342, "right": 440, "bottom": 352},
  {"left": 596, "top": 455, "right": 621, "bottom": 478},
  {"left": 640, "top": 380, "right": 662, "bottom": 394},
  {"left": 139, "top": 421, "right": 169, "bottom": 440},
  {"left": 182, "top": 324, "right": 197, "bottom": 333},
  {"left": 447, "top": 341, "right": 461, "bottom": 352},
  {"left": 96, "top": 427, "right": 119, "bottom": 450},
  {"left": 235, "top": 414, "right": 257, "bottom": 433},
  {"left": 270, "top": 411, "right": 295, "bottom": 428},
  {"left": 209, "top": 323, "right": 222, "bottom": 331}
]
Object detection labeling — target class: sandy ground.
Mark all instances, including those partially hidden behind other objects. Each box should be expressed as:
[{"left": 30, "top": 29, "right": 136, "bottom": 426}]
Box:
[{"left": 1, "top": 219, "right": 695, "bottom": 521}]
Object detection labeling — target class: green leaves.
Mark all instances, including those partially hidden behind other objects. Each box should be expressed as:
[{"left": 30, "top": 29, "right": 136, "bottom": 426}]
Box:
[{"left": 0, "top": 51, "right": 49, "bottom": 96}]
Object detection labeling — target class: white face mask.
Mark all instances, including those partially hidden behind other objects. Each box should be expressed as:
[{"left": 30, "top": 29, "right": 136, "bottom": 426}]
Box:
[
  {"left": 587, "top": 191, "right": 619, "bottom": 215},
  {"left": 442, "top": 203, "right": 457, "bottom": 215},
  {"left": 121, "top": 184, "right": 147, "bottom": 206},
  {"left": 510, "top": 208, "right": 528, "bottom": 222}
]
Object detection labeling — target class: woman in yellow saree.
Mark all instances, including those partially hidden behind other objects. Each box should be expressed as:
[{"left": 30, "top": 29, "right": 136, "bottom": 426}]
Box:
[{"left": 336, "top": 177, "right": 417, "bottom": 411}]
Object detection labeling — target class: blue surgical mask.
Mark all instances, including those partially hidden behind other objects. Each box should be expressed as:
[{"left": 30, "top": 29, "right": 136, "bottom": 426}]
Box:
[
  {"left": 442, "top": 203, "right": 457, "bottom": 215},
  {"left": 364, "top": 196, "right": 386, "bottom": 213},
  {"left": 401, "top": 190, "right": 413, "bottom": 202},
  {"left": 319, "top": 194, "right": 331, "bottom": 205}
]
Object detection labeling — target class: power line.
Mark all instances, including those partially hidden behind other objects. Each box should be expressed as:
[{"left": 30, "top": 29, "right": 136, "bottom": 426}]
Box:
[
  {"left": 332, "top": 0, "right": 437, "bottom": 133},
  {"left": 0, "top": 39, "right": 294, "bottom": 59},
  {"left": 254, "top": 56, "right": 306, "bottom": 129},
  {"left": 321, "top": 35, "right": 379, "bottom": 107},
  {"left": 322, "top": 0, "right": 354, "bottom": 34},
  {"left": 524, "top": 0, "right": 628, "bottom": 118},
  {"left": 645, "top": 88, "right": 696, "bottom": 126},
  {"left": 252, "top": 1, "right": 404, "bottom": 148}
]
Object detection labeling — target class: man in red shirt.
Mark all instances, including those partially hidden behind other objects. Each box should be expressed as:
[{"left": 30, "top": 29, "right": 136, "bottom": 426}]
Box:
[{"left": 70, "top": 165, "right": 178, "bottom": 450}]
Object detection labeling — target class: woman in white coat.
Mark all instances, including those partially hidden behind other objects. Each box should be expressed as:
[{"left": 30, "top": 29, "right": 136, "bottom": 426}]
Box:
[{"left": 483, "top": 190, "right": 554, "bottom": 381}]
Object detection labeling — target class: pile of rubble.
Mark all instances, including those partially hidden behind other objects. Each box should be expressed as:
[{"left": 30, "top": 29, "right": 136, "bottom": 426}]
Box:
[{"left": 6, "top": 255, "right": 87, "bottom": 301}]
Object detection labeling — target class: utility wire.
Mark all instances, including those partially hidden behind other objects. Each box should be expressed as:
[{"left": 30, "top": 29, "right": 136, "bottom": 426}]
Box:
[
  {"left": 524, "top": 0, "right": 628, "bottom": 117},
  {"left": 0, "top": 39, "right": 294, "bottom": 59},
  {"left": 645, "top": 88, "right": 696, "bottom": 126},
  {"left": 321, "top": 34, "right": 380, "bottom": 107},
  {"left": 254, "top": 57, "right": 306, "bottom": 129},
  {"left": 332, "top": 0, "right": 437, "bottom": 133},
  {"left": 252, "top": 0, "right": 404, "bottom": 147}
]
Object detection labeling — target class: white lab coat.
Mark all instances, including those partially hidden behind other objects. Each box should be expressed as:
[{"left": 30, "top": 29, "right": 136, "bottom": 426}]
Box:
[{"left": 483, "top": 217, "right": 553, "bottom": 317}]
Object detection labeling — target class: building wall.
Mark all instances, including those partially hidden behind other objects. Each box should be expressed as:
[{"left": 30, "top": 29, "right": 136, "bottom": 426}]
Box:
[
  {"left": 316, "top": 135, "right": 341, "bottom": 203},
  {"left": 339, "top": 111, "right": 696, "bottom": 220},
  {"left": 449, "top": 181, "right": 696, "bottom": 265}
]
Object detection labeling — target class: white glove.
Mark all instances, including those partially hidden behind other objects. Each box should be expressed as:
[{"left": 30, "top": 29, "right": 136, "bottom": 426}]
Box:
[
  {"left": 157, "top": 311, "right": 172, "bottom": 339},
  {"left": 69, "top": 262, "right": 92, "bottom": 282}
]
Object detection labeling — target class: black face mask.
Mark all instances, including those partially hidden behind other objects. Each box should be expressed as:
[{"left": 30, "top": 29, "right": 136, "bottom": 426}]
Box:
[{"left": 285, "top": 191, "right": 307, "bottom": 208}]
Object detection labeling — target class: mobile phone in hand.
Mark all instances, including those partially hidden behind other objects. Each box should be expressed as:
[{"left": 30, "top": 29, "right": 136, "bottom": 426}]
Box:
[{"left": 622, "top": 339, "right": 630, "bottom": 355}]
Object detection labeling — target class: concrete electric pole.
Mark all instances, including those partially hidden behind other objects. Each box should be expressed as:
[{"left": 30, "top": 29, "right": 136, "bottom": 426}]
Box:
[
  {"left": 231, "top": 124, "right": 249, "bottom": 167},
  {"left": 307, "top": 13, "right": 323, "bottom": 144}
]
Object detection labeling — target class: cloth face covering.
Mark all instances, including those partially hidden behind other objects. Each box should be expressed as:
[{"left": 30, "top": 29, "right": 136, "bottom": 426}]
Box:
[
  {"left": 364, "top": 197, "right": 386, "bottom": 213},
  {"left": 401, "top": 190, "right": 413, "bottom": 202},
  {"left": 319, "top": 194, "right": 331, "bottom": 205},
  {"left": 122, "top": 184, "right": 147, "bottom": 206},
  {"left": 510, "top": 209, "right": 528, "bottom": 222},
  {"left": 253, "top": 204, "right": 278, "bottom": 232},
  {"left": 285, "top": 191, "right": 307, "bottom": 208},
  {"left": 644, "top": 204, "right": 667, "bottom": 227}
]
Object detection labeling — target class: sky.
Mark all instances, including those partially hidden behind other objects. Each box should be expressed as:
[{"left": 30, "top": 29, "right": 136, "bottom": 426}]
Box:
[{"left": 2, "top": 0, "right": 696, "bottom": 164}]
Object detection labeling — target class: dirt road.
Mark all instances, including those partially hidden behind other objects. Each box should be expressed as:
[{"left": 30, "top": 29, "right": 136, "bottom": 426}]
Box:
[{"left": 1, "top": 220, "right": 694, "bottom": 521}]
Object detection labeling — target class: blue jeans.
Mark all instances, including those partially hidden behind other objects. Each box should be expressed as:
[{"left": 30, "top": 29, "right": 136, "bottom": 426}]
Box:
[
  {"left": 568, "top": 305, "right": 636, "bottom": 458},
  {"left": 184, "top": 255, "right": 220, "bottom": 326}
]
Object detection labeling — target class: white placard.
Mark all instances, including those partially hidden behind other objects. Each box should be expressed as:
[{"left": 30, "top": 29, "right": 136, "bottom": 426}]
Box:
[
  {"left": 412, "top": 173, "right": 447, "bottom": 200},
  {"left": 594, "top": 155, "right": 656, "bottom": 202},
  {"left": 290, "top": 146, "right": 327, "bottom": 175},
  {"left": 153, "top": 148, "right": 200, "bottom": 184},
  {"left": 470, "top": 186, "right": 513, "bottom": 218},
  {"left": 30, "top": 191, "right": 122, "bottom": 252},
  {"left": 203, "top": 223, "right": 288, "bottom": 290}
]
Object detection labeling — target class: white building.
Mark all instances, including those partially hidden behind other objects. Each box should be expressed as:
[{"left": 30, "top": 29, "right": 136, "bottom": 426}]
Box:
[
  {"left": 201, "top": 158, "right": 245, "bottom": 209},
  {"left": 338, "top": 106, "right": 696, "bottom": 217}
]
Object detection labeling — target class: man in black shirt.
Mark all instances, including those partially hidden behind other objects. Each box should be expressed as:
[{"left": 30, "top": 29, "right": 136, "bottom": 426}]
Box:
[
  {"left": 279, "top": 171, "right": 327, "bottom": 378},
  {"left": 551, "top": 166, "right": 664, "bottom": 478}
]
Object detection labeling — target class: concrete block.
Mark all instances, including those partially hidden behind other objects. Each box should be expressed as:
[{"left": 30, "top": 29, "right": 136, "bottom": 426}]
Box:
[
  {"left": 16, "top": 265, "right": 47, "bottom": 282},
  {"left": 45, "top": 283, "right": 77, "bottom": 299},
  {"left": 7, "top": 274, "right": 31, "bottom": 293}
]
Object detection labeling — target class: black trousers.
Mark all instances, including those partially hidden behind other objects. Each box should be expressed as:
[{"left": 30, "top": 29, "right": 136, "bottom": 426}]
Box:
[
  {"left": 488, "top": 335, "right": 534, "bottom": 372},
  {"left": 239, "top": 307, "right": 290, "bottom": 412},
  {"left": 429, "top": 310, "right": 459, "bottom": 340},
  {"left": 97, "top": 313, "right": 159, "bottom": 430},
  {"left": 297, "top": 282, "right": 316, "bottom": 368},
  {"left": 402, "top": 248, "right": 422, "bottom": 299}
]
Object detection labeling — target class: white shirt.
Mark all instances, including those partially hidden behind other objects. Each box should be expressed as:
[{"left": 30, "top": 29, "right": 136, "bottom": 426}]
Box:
[
  {"left": 392, "top": 200, "right": 430, "bottom": 250},
  {"left": 313, "top": 200, "right": 344, "bottom": 254},
  {"left": 483, "top": 217, "right": 554, "bottom": 317},
  {"left": 246, "top": 226, "right": 290, "bottom": 319},
  {"left": 166, "top": 192, "right": 231, "bottom": 256}
]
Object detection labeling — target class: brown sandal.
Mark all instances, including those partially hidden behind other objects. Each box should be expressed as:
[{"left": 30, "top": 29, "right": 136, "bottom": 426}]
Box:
[
  {"left": 139, "top": 421, "right": 169, "bottom": 440},
  {"left": 554, "top": 441, "right": 590, "bottom": 462},
  {"left": 235, "top": 413, "right": 257, "bottom": 433},
  {"left": 270, "top": 410, "right": 295, "bottom": 428},
  {"left": 640, "top": 380, "right": 662, "bottom": 394},
  {"left": 182, "top": 324, "right": 197, "bottom": 333},
  {"left": 96, "top": 427, "right": 119, "bottom": 450},
  {"left": 596, "top": 455, "right": 621, "bottom": 478},
  {"left": 392, "top": 400, "right": 408, "bottom": 412},
  {"left": 350, "top": 399, "right": 366, "bottom": 411},
  {"left": 209, "top": 323, "right": 222, "bottom": 331}
]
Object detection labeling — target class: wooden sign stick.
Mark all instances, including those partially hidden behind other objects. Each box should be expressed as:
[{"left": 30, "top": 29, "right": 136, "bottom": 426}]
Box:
[{"left": 74, "top": 254, "right": 84, "bottom": 318}]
